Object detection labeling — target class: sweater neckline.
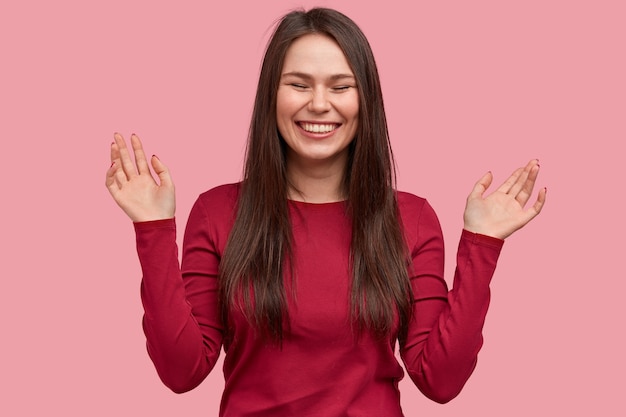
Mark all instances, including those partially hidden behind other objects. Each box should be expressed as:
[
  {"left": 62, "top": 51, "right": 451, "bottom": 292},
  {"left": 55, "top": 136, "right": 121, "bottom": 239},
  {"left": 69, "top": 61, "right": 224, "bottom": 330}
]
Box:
[
  {"left": 287, "top": 199, "right": 347, "bottom": 213},
  {"left": 288, "top": 199, "right": 346, "bottom": 207}
]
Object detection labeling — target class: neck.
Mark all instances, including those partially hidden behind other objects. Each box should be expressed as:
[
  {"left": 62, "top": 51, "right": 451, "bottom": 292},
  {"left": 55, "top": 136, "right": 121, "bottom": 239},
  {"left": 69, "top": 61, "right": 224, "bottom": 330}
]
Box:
[{"left": 286, "top": 155, "right": 347, "bottom": 203}]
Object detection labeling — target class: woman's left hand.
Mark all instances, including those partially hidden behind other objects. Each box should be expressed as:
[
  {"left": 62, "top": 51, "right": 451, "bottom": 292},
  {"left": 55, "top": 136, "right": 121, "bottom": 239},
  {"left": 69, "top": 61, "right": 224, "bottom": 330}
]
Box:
[{"left": 463, "top": 159, "right": 546, "bottom": 239}]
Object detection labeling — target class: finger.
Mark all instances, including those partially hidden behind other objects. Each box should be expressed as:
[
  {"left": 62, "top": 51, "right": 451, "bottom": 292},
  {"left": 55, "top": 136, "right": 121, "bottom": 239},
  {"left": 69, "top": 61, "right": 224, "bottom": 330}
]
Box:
[
  {"left": 113, "top": 132, "right": 138, "bottom": 179},
  {"left": 105, "top": 161, "right": 117, "bottom": 190},
  {"left": 151, "top": 155, "right": 174, "bottom": 188},
  {"left": 508, "top": 161, "right": 533, "bottom": 198},
  {"left": 112, "top": 159, "right": 129, "bottom": 188},
  {"left": 130, "top": 133, "right": 151, "bottom": 175},
  {"left": 110, "top": 140, "right": 120, "bottom": 164},
  {"left": 519, "top": 186, "right": 547, "bottom": 226},
  {"left": 496, "top": 167, "right": 524, "bottom": 193},
  {"left": 105, "top": 159, "right": 128, "bottom": 194},
  {"left": 468, "top": 171, "right": 492, "bottom": 200},
  {"left": 109, "top": 141, "right": 126, "bottom": 186},
  {"left": 515, "top": 163, "right": 540, "bottom": 207},
  {"left": 531, "top": 186, "right": 547, "bottom": 215}
]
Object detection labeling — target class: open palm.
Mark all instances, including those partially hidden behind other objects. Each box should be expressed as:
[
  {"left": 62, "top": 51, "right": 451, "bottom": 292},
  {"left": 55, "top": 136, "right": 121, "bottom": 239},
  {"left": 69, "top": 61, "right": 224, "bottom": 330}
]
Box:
[
  {"left": 463, "top": 159, "right": 546, "bottom": 239},
  {"left": 105, "top": 133, "right": 175, "bottom": 222}
]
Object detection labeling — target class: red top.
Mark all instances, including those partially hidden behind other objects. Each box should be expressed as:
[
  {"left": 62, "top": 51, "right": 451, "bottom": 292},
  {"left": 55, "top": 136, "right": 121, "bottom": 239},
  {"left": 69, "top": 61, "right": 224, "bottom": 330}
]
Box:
[{"left": 134, "top": 183, "right": 503, "bottom": 416}]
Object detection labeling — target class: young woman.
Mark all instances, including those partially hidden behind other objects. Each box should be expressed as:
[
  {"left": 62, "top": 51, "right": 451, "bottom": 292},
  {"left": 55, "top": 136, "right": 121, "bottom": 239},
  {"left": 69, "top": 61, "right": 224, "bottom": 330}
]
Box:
[{"left": 106, "top": 8, "right": 545, "bottom": 417}]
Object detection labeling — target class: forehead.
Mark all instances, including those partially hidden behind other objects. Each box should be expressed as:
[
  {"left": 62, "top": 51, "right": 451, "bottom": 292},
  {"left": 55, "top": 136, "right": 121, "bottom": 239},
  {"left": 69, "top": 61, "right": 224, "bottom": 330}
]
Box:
[{"left": 281, "top": 33, "right": 353, "bottom": 76}]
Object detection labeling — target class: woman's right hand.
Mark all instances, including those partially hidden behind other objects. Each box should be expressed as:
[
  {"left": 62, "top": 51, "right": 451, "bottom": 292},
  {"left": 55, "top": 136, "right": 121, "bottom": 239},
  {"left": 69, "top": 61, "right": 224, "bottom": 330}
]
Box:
[{"left": 105, "top": 133, "right": 175, "bottom": 222}]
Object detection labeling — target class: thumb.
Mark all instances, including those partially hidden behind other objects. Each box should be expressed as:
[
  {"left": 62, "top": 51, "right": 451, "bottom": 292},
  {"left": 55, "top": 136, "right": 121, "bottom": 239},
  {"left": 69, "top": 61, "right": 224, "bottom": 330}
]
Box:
[
  {"left": 468, "top": 171, "right": 492, "bottom": 200},
  {"left": 151, "top": 155, "right": 174, "bottom": 187}
]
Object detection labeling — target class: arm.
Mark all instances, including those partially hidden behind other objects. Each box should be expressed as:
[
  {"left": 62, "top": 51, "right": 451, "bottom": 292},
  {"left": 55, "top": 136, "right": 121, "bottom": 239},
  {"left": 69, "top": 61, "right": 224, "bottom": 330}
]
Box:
[
  {"left": 105, "top": 133, "right": 223, "bottom": 392},
  {"left": 400, "top": 202, "right": 502, "bottom": 403},
  {"left": 401, "top": 159, "right": 546, "bottom": 402},
  {"left": 136, "top": 199, "right": 224, "bottom": 393}
]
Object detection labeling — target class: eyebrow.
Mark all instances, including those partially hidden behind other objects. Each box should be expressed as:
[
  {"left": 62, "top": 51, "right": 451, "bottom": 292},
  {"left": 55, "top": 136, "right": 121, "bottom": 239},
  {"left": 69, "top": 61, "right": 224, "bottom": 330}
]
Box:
[{"left": 281, "top": 71, "right": 355, "bottom": 81}]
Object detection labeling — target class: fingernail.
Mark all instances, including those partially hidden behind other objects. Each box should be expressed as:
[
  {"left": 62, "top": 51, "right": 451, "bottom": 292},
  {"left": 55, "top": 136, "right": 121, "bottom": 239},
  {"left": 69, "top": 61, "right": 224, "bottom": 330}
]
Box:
[
  {"left": 152, "top": 154, "right": 159, "bottom": 160},
  {"left": 110, "top": 161, "right": 115, "bottom": 168}
]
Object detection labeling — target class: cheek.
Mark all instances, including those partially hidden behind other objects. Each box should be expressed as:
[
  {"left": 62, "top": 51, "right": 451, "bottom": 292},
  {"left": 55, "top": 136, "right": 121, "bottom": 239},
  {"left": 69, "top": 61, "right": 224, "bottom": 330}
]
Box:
[
  {"left": 276, "top": 89, "right": 300, "bottom": 118},
  {"left": 344, "top": 93, "right": 360, "bottom": 121},
  {"left": 276, "top": 93, "right": 297, "bottom": 138}
]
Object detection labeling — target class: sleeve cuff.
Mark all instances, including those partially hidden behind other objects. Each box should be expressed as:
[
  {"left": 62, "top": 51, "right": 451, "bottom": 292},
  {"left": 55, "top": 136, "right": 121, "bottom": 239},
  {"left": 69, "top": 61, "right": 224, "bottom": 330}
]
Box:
[
  {"left": 461, "top": 229, "right": 504, "bottom": 249},
  {"left": 133, "top": 217, "right": 176, "bottom": 231}
]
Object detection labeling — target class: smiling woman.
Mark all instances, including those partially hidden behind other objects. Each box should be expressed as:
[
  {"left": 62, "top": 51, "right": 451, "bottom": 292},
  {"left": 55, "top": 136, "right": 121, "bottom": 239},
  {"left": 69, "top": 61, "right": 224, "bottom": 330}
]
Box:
[
  {"left": 105, "top": 7, "right": 545, "bottom": 417},
  {"left": 277, "top": 33, "right": 359, "bottom": 202}
]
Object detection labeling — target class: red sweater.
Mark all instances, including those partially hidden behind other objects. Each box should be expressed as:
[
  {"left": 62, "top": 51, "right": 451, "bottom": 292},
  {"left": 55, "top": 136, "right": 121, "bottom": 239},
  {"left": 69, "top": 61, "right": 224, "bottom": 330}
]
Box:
[{"left": 134, "top": 183, "right": 503, "bottom": 416}]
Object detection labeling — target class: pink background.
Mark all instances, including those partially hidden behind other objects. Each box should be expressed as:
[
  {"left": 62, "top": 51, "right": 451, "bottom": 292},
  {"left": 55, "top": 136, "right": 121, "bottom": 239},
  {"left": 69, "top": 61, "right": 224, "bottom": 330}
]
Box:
[{"left": 1, "top": 0, "right": 624, "bottom": 415}]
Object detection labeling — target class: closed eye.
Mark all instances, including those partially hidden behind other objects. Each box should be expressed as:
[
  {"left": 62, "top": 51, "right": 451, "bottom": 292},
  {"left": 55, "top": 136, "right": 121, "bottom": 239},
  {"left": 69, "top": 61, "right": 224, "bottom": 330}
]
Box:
[
  {"left": 289, "top": 83, "right": 308, "bottom": 90},
  {"left": 332, "top": 86, "right": 353, "bottom": 92}
]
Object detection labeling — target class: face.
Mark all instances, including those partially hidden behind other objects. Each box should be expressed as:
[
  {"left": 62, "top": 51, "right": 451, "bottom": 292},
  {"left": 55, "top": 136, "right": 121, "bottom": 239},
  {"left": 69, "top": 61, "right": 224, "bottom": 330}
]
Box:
[{"left": 276, "top": 33, "right": 359, "bottom": 173}]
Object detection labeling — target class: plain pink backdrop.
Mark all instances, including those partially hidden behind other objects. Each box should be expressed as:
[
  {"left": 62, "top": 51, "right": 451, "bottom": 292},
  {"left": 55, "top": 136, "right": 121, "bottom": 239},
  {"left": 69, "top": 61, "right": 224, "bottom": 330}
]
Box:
[{"left": 1, "top": 0, "right": 624, "bottom": 415}]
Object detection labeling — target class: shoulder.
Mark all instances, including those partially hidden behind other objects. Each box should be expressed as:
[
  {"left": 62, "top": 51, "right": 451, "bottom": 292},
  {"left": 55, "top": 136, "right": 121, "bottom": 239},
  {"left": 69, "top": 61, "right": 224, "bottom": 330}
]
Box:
[
  {"left": 197, "top": 182, "right": 241, "bottom": 209},
  {"left": 396, "top": 190, "right": 433, "bottom": 221},
  {"left": 189, "top": 182, "right": 241, "bottom": 226},
  {"left": 395, "top": 190, "right": 443, "bottom": 245},
  {"left": 184, "top": 183, "right": 241, "bottom": 248},
  {"left": 396, "top": 190, "right": 427, "bottom": 210}
]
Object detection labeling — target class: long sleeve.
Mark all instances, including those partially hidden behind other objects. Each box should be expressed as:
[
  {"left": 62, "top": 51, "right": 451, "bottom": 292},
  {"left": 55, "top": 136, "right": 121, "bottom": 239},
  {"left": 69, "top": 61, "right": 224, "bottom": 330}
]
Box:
[
  {"left": 399, "top": 197, "right": 503, "bottom": 403},
  {"left": 135, "top": 190, "right": 230, "bottom": 393},
  {"left": 132, "top": 186, "right": 503, "bottom": 415}
]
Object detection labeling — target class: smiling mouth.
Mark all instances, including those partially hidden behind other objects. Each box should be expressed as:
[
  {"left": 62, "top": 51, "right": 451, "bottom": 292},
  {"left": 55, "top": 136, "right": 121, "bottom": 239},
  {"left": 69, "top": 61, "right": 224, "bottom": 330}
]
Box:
[{"left": 298, "top": 122, "right": 340, "bottom": 134}]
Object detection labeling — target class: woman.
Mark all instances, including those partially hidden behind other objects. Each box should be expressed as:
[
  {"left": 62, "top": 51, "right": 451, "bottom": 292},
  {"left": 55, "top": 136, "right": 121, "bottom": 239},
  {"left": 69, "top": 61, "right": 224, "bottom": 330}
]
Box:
[{"left": 106, "top": 8, "right": 545, "bottom": 416}]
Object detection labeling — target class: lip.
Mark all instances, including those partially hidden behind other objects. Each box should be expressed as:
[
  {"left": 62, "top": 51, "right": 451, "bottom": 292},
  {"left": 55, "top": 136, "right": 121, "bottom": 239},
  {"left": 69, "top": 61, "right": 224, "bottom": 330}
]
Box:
[{"left": 296, "top": 121, "right": 341, "bottom": 139}]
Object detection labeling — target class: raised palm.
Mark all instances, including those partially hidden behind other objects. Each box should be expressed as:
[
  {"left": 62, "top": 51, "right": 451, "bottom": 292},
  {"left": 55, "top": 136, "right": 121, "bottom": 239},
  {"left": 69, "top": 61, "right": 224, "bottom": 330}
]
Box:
[
  {"left": 463, "top": 159, "right": 546, "bottom": 239},
  {"left": 105, "top": 133, "right": 175, "bottom": 222}
]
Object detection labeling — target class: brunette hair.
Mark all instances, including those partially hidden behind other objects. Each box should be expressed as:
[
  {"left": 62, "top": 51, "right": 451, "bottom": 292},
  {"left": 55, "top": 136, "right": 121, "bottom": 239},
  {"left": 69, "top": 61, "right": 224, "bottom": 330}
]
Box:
[{"left": 220, "top": 7, "right": 411, "bottom": 342}]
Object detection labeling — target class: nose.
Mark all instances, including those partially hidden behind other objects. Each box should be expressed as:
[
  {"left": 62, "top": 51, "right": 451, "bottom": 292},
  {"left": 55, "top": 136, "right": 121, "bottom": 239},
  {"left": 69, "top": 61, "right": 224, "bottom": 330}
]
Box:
[{"left": 308, "top": 87, "right": 331, "bottom": 113}]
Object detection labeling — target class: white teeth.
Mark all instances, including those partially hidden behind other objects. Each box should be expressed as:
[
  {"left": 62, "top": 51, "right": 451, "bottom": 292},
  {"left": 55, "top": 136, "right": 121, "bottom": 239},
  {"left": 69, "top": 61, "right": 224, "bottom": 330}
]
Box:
[{"left": 301, "top": 123, "right": 337, "bottom": 133}]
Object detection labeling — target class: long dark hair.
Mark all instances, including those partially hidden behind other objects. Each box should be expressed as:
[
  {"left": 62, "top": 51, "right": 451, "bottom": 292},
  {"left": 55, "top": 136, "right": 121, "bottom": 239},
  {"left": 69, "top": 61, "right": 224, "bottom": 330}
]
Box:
[{"left": 220, "top": 8, "right": 411, "bottom": 343}]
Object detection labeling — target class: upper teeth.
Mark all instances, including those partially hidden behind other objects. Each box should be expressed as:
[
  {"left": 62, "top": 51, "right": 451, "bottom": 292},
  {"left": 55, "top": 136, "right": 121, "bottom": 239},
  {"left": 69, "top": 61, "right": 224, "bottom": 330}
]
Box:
[{"left": 301, "top": 123, "right": 336, "bottom": 133}]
